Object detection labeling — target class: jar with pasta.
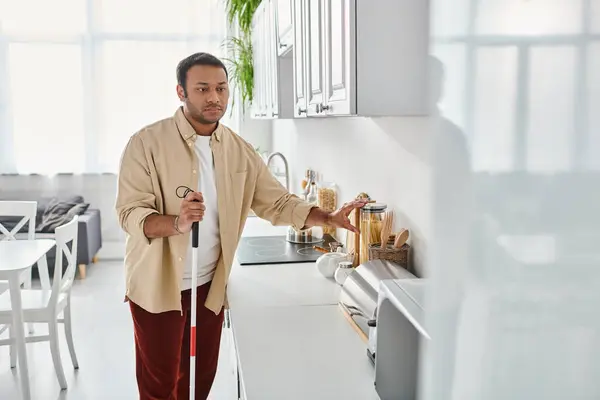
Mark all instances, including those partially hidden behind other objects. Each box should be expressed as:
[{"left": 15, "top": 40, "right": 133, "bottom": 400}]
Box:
[
  {"left": 359, "top": 203, "right": 387, "bottom": 264},
  {"left": 317, "top": 182, "right": 338, "bottom": 236}
]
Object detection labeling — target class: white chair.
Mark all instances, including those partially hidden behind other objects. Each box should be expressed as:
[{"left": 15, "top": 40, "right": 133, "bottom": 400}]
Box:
[
  {"left": 0, "top": 201, "right": 51, "bottom": 335},
  {"left": 0, "top": 201, "right": 38, "bottom": 288},
  {"left": 0, "top": 216, "right": 80, "bottom": 390}
]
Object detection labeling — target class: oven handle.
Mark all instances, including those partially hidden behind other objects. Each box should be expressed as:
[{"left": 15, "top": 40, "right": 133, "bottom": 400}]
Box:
[{"left": 341, "top": 303, "right": 377, "bottom": 328}]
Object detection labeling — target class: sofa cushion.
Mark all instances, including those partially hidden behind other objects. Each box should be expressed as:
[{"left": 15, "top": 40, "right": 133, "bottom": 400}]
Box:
[
  {"left": 0, "top": 195, "right": 88, "bottom": 234},
  {"left": 37, "top": 198, "right": 90, "bottom": 233}
]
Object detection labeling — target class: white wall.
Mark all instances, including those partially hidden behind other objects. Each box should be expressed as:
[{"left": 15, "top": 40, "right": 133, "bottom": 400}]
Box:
[
  {"left": 272, "top": 116, "right": 431, "bottom": 276},
  {"left": 237, "top": 115, "right": 272, "bottom": 155}
]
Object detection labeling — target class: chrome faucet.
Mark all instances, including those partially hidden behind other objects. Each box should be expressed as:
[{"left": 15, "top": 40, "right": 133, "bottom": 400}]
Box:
[{"left": 266, "top": 152, "right": 290, "bottom": 191}]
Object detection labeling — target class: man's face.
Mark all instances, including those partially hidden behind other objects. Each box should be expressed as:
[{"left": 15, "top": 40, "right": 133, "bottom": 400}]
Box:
[{"left": 177, "top": 65, "right": 229, "bottom": 124}]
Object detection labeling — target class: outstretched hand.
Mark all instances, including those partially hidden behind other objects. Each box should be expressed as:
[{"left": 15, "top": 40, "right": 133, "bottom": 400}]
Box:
[{"left": 327, "top": 199, "right": 370, "bottom": 234}]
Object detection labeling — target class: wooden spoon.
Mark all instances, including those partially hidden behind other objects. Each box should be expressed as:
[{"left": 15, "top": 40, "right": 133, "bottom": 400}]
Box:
[
  {"left": 394, "top": 228, "right": 410, "bottom": 248},
  {"left": 313, "top": 245, "right": 330, "bottom": 254},
  {"left": 380, "top": 211, "right": 394, "bottom": 249}
]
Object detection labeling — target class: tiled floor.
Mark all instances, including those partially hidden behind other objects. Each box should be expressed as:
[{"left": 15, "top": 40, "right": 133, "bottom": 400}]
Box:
[{"left": 0, "top": 261, "right": 238, "bottom": 399}]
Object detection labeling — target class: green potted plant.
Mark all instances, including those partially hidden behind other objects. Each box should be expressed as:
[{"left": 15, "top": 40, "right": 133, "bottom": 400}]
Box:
[
  {"left": 222, "top": 0, "right": 262, "bottom": 114},
  {"left": 224, "top": 0, "right": 262, "bottom": 36},
  {"left": 222, "top": 35, "right": 254, "bottom": 115}
]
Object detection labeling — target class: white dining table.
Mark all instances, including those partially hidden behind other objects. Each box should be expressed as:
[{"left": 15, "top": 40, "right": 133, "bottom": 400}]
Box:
[{"left": 0, "top": 239, "right": 56, "bottom": 400}]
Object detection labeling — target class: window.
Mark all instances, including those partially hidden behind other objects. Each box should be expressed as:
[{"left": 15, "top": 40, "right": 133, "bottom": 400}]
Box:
[
  {"left": 472, "top": 47, "right": 518, "bottom": 172},
  {"left": 432, "top": 0, "right": 597, "bottom": 172},
  {"left": 0, "top": 0, "right": 87, "bottom": 35},
  {"left": 587, "top": 43, "right": 600, "bottom": 170},
  {"left": 7, "top": 43, "right": 85, "bottom": 174},
  {"left": 0, "top": 0, "right": 233, "bottom": 174},
  {"left": 475, "top": 0, "right": 582, "bottom": 36},
  {"left": 526, "top": 47, "right": 576, "bottom": 172}
]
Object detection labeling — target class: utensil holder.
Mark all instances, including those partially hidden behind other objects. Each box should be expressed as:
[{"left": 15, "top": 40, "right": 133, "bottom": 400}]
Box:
[{"left": 368, "top": 243, "right": 409, "bottom": 267}]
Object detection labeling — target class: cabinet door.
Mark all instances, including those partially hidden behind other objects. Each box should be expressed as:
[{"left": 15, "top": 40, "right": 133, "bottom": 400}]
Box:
[
  {"left": 262, "top": 3, "right": 273, "bottom": 118},
  {"left": 323, "top": 0, "right": 355, "bottom": 115},
  {"left": 292, "top": 0, "right": 308, "bottom": 118},
  {"left": 267, "top": 0, "right": 279, "bottom": 117},
  {"left": 252, "top": 4, "right": 269, "bottom": 118},
  {"left": 276, "top": 0, "right": 293, "bottom": 55},
  {"left": 251, "top": 7, "right": 262, "bottom": 118},
  {"left": 305, "top": 0, "right": 325, "bottom": 116}
]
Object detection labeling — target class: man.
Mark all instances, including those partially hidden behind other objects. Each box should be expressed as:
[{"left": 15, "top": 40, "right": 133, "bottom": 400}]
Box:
[{"left": 115, "top": 52, "right": 367, "bottom": 400}]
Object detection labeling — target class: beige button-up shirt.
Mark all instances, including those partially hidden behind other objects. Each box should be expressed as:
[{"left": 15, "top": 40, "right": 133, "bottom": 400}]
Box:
[{"left": 116, "top": 108, "right": 314, "bottom": 315}]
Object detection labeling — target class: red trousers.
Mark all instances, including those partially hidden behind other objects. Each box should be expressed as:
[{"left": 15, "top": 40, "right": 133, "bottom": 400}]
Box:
[{"left": 129, "top": 282, "right": 225, "bottom": 400}]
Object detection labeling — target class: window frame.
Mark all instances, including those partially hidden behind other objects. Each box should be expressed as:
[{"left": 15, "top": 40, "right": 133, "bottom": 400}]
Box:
[{"left": 432, "top": 0, "right": 596, "bottom": 172}]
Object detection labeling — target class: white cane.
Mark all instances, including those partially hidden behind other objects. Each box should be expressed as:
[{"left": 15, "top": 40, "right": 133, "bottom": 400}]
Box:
[{"left": 190, "top": 217, "right": 199, "bottom": 399}]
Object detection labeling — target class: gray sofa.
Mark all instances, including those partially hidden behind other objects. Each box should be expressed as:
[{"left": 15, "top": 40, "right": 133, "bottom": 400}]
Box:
[{"left": 0, "top": 194, "right": 103, "bottom": 279}]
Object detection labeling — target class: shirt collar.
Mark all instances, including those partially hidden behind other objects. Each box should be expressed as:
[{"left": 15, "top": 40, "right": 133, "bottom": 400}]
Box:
[{"left": 174, "top": 106, "right": 222, "bottom": 143}]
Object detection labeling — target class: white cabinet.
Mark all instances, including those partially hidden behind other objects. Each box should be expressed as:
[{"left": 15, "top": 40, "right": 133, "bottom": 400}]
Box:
[
  {"left": 275, "top": 0, "right": 293, "bottom": 55},
  {"left": 292, "top": 0, "right": 429, "bottom": 117},
  {"left": 304, "top": 0, "right": 325, "bottom": 117},
  {"left": 322, "top": 0, "right": 353, "bottom": 115},
  {"left": 251, "top": 0, "right": 294, "bottom": 119},
  {"left": 251, "top": 2, "right": 270, "bottom": 118},
  {"left": 292, "top": 0, "right": 308, "bottom": 117}
]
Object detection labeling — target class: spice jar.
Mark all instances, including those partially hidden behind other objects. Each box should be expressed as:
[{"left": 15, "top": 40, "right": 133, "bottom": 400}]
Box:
[
  {"left": 317, "top": 182, "right": 337, "bottom": 236},
  {"left": 359, "top": 203, "right": 387, "bottom": 264},
  {"left": 334, "top": 261, "right": 354, "bottom": 285}
]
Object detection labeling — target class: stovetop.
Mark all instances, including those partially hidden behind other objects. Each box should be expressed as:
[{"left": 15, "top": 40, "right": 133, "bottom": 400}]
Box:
[{"left": 236, "top": 234, "right": 337, "bottom": 265}]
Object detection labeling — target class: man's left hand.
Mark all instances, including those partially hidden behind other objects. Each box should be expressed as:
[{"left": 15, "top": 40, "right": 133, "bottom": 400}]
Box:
[{"left": 327, "top": 199, "right": 370, "bottom": 234}]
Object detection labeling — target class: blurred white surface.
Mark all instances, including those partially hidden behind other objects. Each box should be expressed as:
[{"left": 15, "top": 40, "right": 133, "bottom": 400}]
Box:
[{"left": 425, "top": 1, "right": 600, "bottom": 399}]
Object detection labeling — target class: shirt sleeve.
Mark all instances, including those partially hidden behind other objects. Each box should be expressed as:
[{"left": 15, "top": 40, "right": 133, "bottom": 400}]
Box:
[
  {"left": 250, "top": 152, "right": 315, "bottom": 230},
  {"left": 115, "top": 134, "right": 159, "bottom": 244}
]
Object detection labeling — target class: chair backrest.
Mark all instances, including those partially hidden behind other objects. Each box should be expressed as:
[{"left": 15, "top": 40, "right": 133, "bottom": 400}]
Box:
[
  {"left": 50, "top": 216, "right": 79, "bottom": 304},
  {"left": 0, "top": 201, "right": 37, "bottom": 241}
]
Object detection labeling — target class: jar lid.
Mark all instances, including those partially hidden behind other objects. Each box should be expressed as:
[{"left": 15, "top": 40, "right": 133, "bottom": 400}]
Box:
[{"left": 362, "top": 203, "right": 387, "bottom": 213}]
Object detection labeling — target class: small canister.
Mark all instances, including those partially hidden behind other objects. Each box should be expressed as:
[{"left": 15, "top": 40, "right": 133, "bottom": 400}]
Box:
[{"left": 334, "top": 261, "right": 354, "bottom": 285}]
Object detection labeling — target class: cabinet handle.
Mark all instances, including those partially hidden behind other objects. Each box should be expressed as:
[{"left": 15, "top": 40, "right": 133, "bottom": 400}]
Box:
[
  {"left": 316, "top": 103, "right": 331, "bottom": 114},
  {"left": 297, "top": 107, "right": 307, "bottom": 115}
]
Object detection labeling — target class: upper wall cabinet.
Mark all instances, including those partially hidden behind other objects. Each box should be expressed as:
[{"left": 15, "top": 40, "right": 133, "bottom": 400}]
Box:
[
  {"left": 275, "top": 0, "right": 293, "bottom": 55},
  {"left": 251, "top": 0, "right": 294, "bottom": 119},
  {"left": 292, "top": 0, "right": 429, "bottom": 117}
]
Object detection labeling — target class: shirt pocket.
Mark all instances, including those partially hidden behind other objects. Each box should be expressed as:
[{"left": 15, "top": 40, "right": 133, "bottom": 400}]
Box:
[{"left": 230, "top": 171, "right": 248, "bottom": 209}]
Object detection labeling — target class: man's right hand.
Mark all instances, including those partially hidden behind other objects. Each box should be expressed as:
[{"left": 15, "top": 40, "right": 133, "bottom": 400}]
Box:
[{"left": 177, "top": 191, "right": 205, "bottom": 233}]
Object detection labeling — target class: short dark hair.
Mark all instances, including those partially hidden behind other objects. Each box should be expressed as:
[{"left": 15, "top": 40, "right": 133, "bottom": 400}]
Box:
[{"left": 176, "top": 52, "right": 228, "bottom": 94}]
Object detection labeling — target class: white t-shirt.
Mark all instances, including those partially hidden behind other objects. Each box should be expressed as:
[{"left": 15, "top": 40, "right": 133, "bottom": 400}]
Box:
[{"left": 181, "top": 135, "right": 221, "bottom": 291}]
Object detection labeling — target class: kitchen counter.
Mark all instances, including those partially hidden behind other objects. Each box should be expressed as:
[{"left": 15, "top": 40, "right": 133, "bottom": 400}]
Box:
[
  {"left": 228, "top": 223, "right": 380, "bottom": 400},
  {"left": 227, "top": 262, "right": 341, "bottom": 308}
]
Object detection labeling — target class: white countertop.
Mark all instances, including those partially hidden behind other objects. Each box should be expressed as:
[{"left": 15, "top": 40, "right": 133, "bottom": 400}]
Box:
[
  {"left": 229, "top": 303, "right": 379, "bottom": 400},
  {"left": 227, "top": 262, "right": 341, "bottom": 308},
  {"left": 227, "top": 218, "right": 379, "bottom": 399}
]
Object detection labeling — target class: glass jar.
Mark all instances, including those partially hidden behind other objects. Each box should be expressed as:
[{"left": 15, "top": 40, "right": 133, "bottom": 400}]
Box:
[
  {"left": 306, "top": 181, "right": 318, "bottom": 204},
  {"left": 360, "top": 203, "right": 387, "bottom": 264},
  {"left": 317, "top": 182, "right": 338, "bottom": 237}
]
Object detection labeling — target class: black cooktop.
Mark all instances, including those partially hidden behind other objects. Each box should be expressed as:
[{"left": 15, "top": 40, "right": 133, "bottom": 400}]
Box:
[{"left": 236, "top": 235, "right": 337, "bottom": 265}]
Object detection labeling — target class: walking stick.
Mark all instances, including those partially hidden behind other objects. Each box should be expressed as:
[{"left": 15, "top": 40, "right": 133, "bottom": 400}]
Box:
[
  {"left": 190, "top": 218, "right": 199, "bottom": 399},
  {"left": 175, "top": 185, "right": 200, "bottom": 399}
]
